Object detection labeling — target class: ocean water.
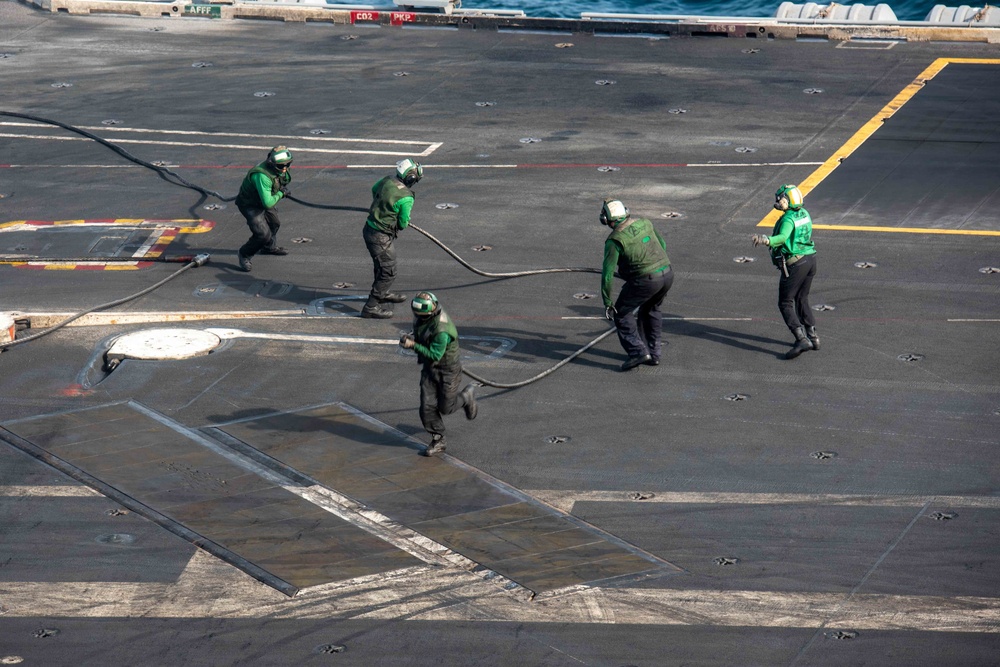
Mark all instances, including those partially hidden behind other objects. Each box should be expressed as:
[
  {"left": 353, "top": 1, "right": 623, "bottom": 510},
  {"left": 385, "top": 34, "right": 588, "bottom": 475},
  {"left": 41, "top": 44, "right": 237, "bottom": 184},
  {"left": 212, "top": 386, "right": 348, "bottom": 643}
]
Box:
[{"left": 462, "top": 0, "right": 941, "bottom": 22}]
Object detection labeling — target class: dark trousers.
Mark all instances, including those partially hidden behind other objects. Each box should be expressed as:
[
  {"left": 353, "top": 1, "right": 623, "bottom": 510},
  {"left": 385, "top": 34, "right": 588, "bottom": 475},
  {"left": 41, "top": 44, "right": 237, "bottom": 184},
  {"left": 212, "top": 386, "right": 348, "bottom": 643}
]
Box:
[
  {"left": 419, "top": 363, "right": 467, "bottom": 437},
  {"left": 363, "top": 224, "right": 397, "bottom": 301},
  {"left": 778, "top": 254, "right": 817, "bottom": 330},
  {"left": 238, "top": 204, "right": 281, "bottom": 258},
  {"left": 614, "top": 267, "right": 673, "bottom": 360}
]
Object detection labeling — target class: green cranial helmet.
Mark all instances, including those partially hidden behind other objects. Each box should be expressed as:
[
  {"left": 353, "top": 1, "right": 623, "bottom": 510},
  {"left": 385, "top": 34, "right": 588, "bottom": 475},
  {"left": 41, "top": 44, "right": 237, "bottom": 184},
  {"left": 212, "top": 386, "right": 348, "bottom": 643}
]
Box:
[
  {"left": 774, "top": 184, "right": 804, "bottom": 211},
  {"left": 411, "top": 291, "right": 439, "bottom": 318},
  {"left": 599, "top": 199, "right": 630, "bottom": 227},
  {"left": 267, "top": 146, "right": 293, "bottom": 168},
  {"left": 396, "top": 158, "right": 423, "bottom": 186}
]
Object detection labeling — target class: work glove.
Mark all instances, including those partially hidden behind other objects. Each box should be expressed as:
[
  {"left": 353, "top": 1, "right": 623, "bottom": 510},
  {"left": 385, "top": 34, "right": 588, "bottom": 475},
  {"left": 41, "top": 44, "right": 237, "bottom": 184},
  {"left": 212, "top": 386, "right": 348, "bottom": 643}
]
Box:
[
  {"left": 751, "top": 234, "right": 770, "bottom": 247},
  {"left": 604, "top": 305, "right": 617, "bottom": 321},
  {"left": 279, "top": 184, "right": 291, "bottom": 197},
  {"left": 399, "top": 333, "right": 416, "bottom": 349}
]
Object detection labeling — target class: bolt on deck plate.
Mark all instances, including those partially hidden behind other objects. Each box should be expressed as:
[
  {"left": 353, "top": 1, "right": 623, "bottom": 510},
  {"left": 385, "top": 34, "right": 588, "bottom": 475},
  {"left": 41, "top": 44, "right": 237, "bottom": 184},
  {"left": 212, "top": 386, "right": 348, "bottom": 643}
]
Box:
[
  {"left": 825, "top": 630, "right": 858, "bottom": 640},
  {"left": 724, "top": 393, "right": 749, "bottom": 401},
  {"left": 473, "top": 245, "right": 492, "bottom": 251},
  {"left": 714, "top": 556, "right": 739, "bottom": 566},
  {"left": 595, "top": 80, "right": 616, "bottom": 85},
  {"left": 435, "top": 203, "right": 459, "bottom": 209},
  {"left": 929, "top": 511, "right": 957, "bottom": 520},
  {"left": 811, "top": 451, "right": 837, "bottom": 460},
  {"left": 597, "top": 166, "right": 621, "bottom": 172},
  {"left": 855, "top": 261, "right": 878, "bottom": 268},
  {"left": 253, "top": 91, "right": 274, "bottom": 97},
  {"left": 733, "top": 256, "right": 755, "bottom": 263},
  {"left": 813, "top": 304, "right": 836, "bottom": 311},
  {"left": 897, "top": 353, "right": 924, "bottom": 362},
  {"left": 545, "top": 435, "right": 570, "bottom": 444}
]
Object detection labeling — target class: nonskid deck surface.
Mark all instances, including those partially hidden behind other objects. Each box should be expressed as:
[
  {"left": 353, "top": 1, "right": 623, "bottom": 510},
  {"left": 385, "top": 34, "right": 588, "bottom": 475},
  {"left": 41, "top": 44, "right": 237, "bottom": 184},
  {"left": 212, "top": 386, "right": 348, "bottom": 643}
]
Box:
[{"left": 1, "top": 2, "right": 998, "bottom": 665}]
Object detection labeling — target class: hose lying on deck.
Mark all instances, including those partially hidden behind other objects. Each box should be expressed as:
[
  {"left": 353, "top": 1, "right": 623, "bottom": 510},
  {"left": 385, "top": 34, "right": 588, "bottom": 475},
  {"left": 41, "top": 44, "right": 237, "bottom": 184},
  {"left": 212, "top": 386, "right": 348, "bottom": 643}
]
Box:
[{"left": 0, "top": 111, "right": 626, "bottom": 387}]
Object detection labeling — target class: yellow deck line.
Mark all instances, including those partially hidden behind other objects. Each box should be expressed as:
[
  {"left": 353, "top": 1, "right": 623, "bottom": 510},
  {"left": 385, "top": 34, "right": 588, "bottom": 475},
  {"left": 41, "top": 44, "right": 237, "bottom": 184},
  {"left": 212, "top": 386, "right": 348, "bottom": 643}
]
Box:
[{"left": 756, "top": 58, "right": 1000, "bottom": 235}]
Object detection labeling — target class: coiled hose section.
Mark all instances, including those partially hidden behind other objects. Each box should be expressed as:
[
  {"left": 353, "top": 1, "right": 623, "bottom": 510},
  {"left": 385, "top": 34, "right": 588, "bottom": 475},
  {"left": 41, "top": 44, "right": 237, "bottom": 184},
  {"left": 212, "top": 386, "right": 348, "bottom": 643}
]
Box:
[{"left": 0, "top": 111, "right": 619, "bottom": 386}]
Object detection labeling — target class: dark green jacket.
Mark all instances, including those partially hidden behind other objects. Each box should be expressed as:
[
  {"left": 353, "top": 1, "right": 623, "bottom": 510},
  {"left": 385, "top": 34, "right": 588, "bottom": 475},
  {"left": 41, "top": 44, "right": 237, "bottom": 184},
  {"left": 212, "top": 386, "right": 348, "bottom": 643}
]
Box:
[
  {"left": 366, "top": 175, "right": 415, "bottom": 236},
  {"left": 768, "top": 208, "right": 816, "bottom": 259},
  {"left": 235, "top": 162, "right": 290, "bottom": 210},
  {"left": 601, "top": 217, "right": 670, "bottom": 307},
  {"left": 413, "top": 308, "right": 460, "bottom": 368}
]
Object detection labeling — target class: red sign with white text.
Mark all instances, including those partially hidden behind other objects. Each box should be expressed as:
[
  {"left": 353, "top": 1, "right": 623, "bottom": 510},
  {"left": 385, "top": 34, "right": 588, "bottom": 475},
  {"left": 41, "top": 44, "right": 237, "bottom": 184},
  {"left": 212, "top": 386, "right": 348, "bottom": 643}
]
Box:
[
  {"left": 390, "top": 11, "right": 415, "bottom": 25},
  {"left": 350, "top": 10, "right": 379, "bottom": 22}
]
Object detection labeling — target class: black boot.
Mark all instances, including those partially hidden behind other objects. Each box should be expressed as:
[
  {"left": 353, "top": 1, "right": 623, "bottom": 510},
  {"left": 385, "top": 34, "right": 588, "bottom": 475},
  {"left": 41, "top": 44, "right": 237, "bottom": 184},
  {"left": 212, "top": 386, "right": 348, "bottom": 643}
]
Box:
[
  {"left": 806, "top": 326, "right": 820, "bottom": 351},
  {"left": 361, "top": 296, "right": 393, "bottom": 319},
  {"left": 460, "top": 385, "right": 478, "bottom": 420},
  {"left": 786, "top": 326, "right": 813, "bottom": 359},
  {"left": 423, "top": 434, "right": 447, "bottom": 457},
  {"left": 381, "top": 292, "right": 408, "bottom": 303}
]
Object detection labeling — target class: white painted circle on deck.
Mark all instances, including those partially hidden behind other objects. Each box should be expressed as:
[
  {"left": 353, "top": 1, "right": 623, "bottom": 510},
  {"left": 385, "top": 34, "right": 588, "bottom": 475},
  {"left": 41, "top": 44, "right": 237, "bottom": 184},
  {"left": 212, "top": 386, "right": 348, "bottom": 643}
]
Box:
[{"left": 106, "top": 328, "right": 221, "bottom": 360}]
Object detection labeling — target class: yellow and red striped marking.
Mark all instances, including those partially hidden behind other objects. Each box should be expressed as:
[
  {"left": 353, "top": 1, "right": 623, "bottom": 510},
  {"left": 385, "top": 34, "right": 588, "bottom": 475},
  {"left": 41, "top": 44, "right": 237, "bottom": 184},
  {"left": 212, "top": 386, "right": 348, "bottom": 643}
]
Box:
[
  {"left": 0, "top": 218, "right": 213, "bottom": 270},
  {"left": 756, "top": 57, "right": 1000, "bottom": 236}
]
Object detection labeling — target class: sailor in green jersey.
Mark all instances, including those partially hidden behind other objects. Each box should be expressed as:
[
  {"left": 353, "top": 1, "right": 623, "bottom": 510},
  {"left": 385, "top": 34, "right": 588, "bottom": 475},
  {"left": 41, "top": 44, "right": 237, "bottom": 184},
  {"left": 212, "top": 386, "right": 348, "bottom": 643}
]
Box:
[
  {"left": 360, "top": 158, "right": 423, "bottom": 319},
  {"left": 399, "top": 292, "right": 478, "bottom": 457},
  {"left": 235, "top": 146, "right": 293, "bottom": 272},
  {"left": 752, "top": 184, "right": 820, "bottom": 359},
  {"left": 600, "top": 199, "right": 674, "bottom": 371}
]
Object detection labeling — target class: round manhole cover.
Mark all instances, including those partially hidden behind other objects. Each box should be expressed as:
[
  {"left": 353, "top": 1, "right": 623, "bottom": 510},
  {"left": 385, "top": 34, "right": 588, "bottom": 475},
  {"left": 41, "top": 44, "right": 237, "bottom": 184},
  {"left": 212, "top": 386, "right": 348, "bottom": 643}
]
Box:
[{"left": 106, "top": 329, "right": 221, "bottom": 361}]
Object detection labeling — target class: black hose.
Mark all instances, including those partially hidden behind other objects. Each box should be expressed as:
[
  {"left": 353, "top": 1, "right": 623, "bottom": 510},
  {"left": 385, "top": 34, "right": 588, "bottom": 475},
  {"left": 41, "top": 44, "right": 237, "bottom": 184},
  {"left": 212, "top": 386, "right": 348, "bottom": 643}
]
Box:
[
  {"left": 462, "top": 325, "right": 618, "bottom": 389},
  {"left": 0, "top": 111, "right": 230, "bottom": 200},
  {"left": 1, "top": 112, "right": 619, "bottom": 387},
  {"left": 1, "top": 254, "right": 210, "bottom": 351},
  {"left": 408, "top": 223, "right": 602, "bottom": 278}
]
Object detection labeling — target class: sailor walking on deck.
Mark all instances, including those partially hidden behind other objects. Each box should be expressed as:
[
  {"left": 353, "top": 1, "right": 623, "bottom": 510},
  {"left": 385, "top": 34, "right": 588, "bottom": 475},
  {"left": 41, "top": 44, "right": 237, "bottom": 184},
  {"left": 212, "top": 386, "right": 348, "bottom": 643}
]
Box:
[
  {"left": 600, "top": 199, "right": 674, "bottom": 371},
  {"left": 399, "top": 292, "right": 478, "bottom": 457},
  {"left": 361, "top": 158, "right": 423, "bottom": 319},
  {"left": 752, "top": 184, "right": 820, "bottom": 359},
  {"left": 235, "top": 146, "right": 293, "bottom": 272}
]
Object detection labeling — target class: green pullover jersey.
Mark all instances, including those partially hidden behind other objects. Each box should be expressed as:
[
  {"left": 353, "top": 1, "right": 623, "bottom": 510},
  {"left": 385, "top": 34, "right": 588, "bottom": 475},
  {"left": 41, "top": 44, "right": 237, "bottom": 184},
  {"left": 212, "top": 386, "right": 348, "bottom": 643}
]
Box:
[
  {"left": 235, "top": 162, "right": 290, "bottom": 210},
  {"left": 366, "top": 175, "right": 415, "bottom": 236},
  {"left": 768, "top": 208, "right": 816, "bottom": 259},
  {"left": 413, "top": 308, "right": 460, "bottom": 368},
  {"left": 601, "top": 217, "right": 670, "bottom": 307}
]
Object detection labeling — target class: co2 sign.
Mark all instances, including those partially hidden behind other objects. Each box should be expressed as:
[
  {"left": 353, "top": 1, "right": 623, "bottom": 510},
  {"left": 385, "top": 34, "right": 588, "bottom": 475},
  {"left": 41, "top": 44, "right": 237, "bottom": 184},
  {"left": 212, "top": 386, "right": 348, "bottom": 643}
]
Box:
[{"left": 350, "top": 10, "right": 379, "bottom": 22}]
